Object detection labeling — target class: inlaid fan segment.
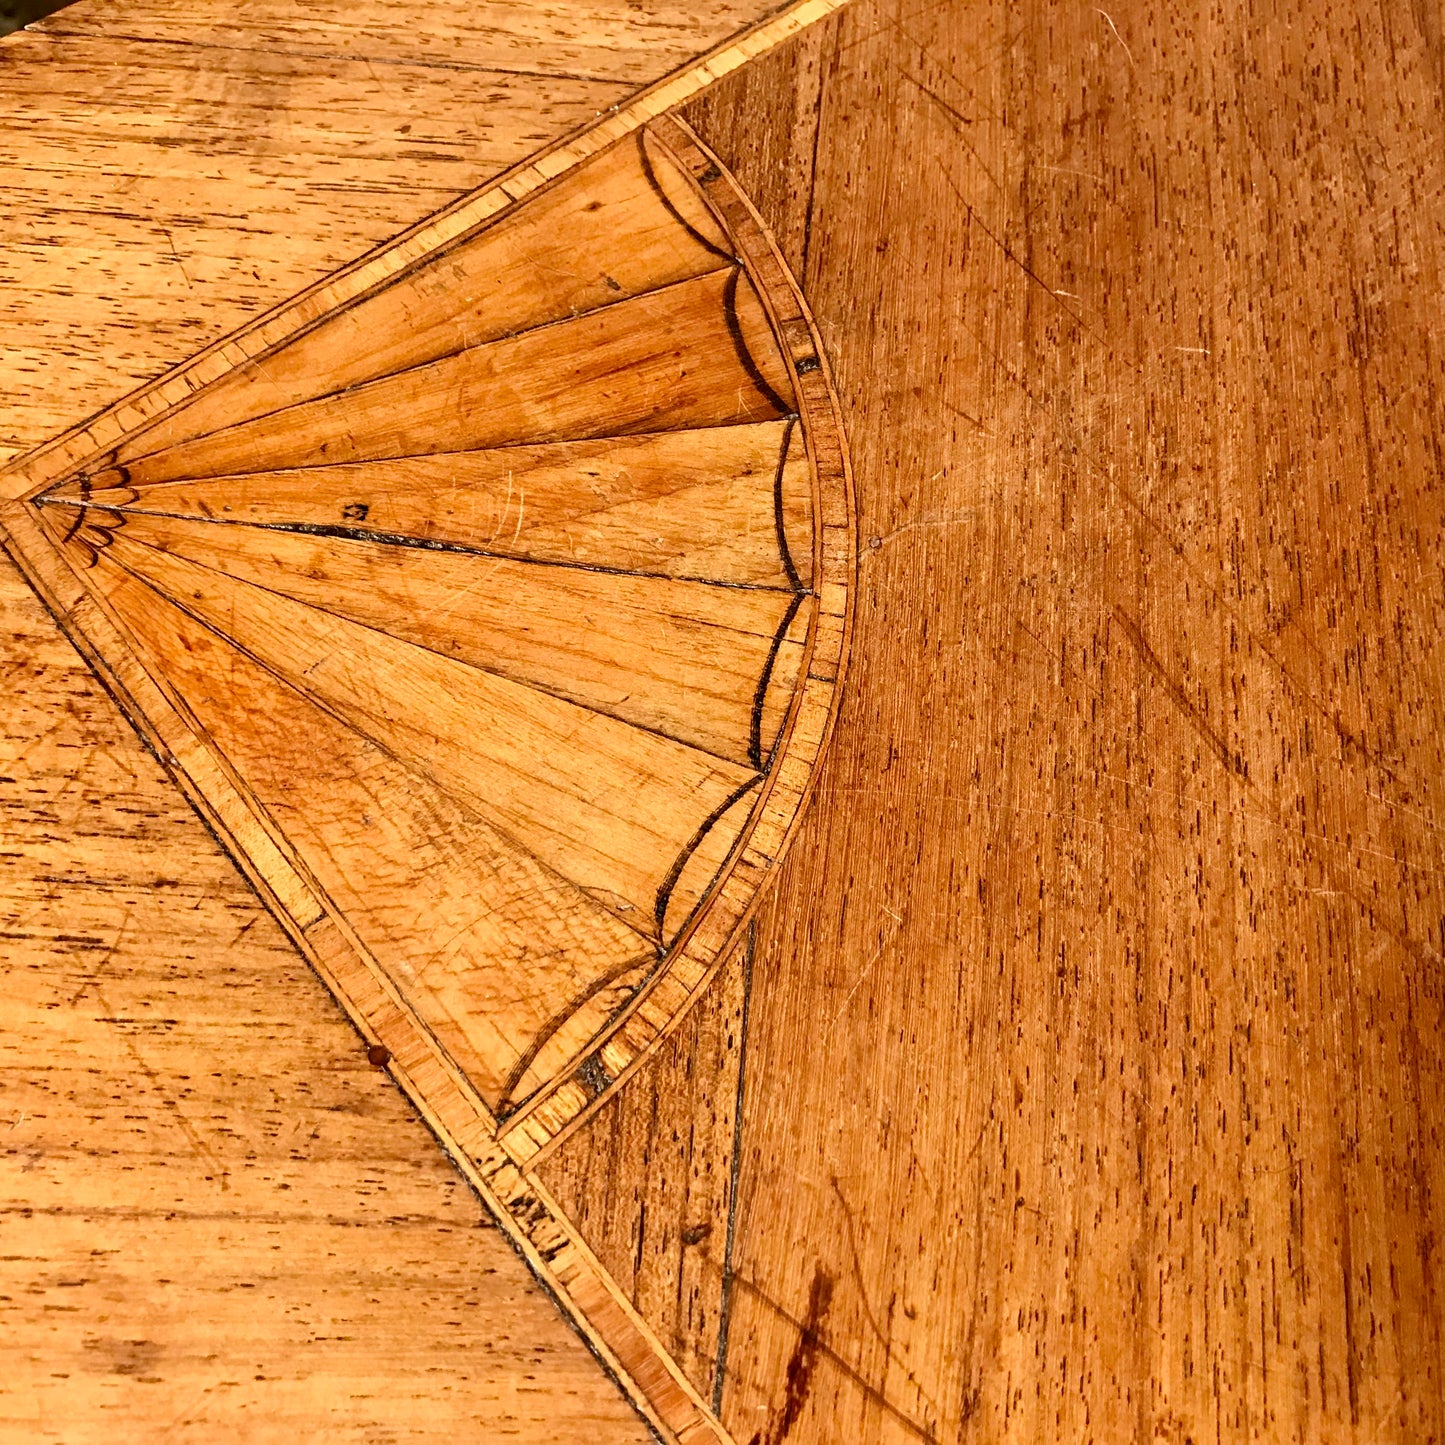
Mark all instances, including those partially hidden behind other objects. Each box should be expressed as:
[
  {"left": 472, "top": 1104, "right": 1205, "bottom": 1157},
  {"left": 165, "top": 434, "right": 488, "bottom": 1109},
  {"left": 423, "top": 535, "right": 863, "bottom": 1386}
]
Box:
[
  {"left": 48, "top": 128, "right": 794, "bottom": 487},
  {"left": 68, "top": 130, "right": 753, "bottom": 466},
  {"left": 96, "top": 265, "right": 793, "bottom": 485},
  {"left": 6, "top": 102, "right": 856, "bottom": 1445},
  {"left": 57, "top": 542, "right": 662, "bottom": 1109},
  {"left": 32, "top": 124, "right": 826, "bottom": 1119},
  {"left": 43, "top": 421, "right": 814, "bottom": 590}
]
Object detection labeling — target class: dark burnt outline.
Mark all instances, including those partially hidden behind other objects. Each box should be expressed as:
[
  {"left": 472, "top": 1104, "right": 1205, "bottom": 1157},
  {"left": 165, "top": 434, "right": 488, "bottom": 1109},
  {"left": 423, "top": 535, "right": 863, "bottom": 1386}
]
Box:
[
  {"left": 748, "top": 590, "right": 805, "bottom": 770},
  {"left": 651, "top": 773, "right": 762, "bottom": 939},
  {"left": 499, "top": 117, "right": 853, "bottom": 1149},
  {"left": 722, "top": 267, "right": 796, "bottom": 419},
  {"left": 85, "top": 522, "right": 783, "bottom": 773},
  {"left": 636, "top": 129, "right": 738, "bottom": 266},
  {"left": 494, "top": 948, "right": 664, "bottom": 1118},
  {"left": 57, "top": 473, "right": 92, "bottom": 543},
  {"left": 100, "top": 267, "right": 737, "bottom": 475},
  {"left": 772, "top": 415, "right": 805, "bottom": 593}
]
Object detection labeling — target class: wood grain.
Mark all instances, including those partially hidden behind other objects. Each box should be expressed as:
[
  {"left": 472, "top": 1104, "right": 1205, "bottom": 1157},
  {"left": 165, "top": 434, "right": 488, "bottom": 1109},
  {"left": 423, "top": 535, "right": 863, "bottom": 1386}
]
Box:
[
  {"left": 672, "top": 1, "right": 1445, "bottom": 1440},
  {"left": 100, "top": 267, "right": 790, "bottom": 482},
  {"left": 89, "top": 510, "right": 797, "bottom": 761},
  {"left": 8, "top": 0, "right": 1443, "bottom": 1440},
  {"left": 39, "top": 0, "right": 804, "bottom": 84},
  {"left": 6, "top": 99, "right": 852, "bottom": 1134}
]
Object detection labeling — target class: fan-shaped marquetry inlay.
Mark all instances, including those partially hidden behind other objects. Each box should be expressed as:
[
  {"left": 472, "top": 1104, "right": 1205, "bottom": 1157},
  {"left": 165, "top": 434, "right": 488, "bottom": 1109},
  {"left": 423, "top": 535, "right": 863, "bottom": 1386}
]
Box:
[{"left": 0, "top": 111, "right": 852, "bottom": 1444}]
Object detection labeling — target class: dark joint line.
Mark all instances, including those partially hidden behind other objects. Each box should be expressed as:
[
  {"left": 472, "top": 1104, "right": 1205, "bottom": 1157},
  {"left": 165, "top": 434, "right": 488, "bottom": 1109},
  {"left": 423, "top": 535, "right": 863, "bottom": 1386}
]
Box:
[
  {"left": 749, "top": 590, "right": 805, "bottom": 769},
  {"left": 96, "top": 545, "right": 664, "bottom": 953},
  {"left": 712, "top": 921, "right": 756, "bottom": 1415},
  {"left": 57, "top": 475, "right": 92, "bottom": 544},
  {"left": 652, "top": 774, "right": 761, "bottom": 938},
  {"left": 117, "top": 270, "right": 739, "bottom": 470},
  {"left": 109, "top": 531, "right": 759, "bottom": 772},
  {"left": 107, "top": 512, "right": 799, "bottom": 594}
]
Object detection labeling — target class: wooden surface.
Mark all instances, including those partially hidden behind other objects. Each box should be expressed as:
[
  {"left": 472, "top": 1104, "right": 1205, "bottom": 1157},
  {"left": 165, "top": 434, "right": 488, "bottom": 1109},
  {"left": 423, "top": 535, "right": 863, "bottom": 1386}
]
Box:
[
  {"left": 674, "top": 2, "right": 1445, "bottom": 1440},
  {"left": 5, "top": 0, "right": 1445, "bottom": 1442}
]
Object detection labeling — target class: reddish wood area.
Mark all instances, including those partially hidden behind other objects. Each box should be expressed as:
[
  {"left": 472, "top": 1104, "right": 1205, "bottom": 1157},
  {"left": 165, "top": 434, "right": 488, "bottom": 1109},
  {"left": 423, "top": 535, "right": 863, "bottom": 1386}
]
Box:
[{"left": 670, "top": 2, "right": 1445, "bottom": 1439}]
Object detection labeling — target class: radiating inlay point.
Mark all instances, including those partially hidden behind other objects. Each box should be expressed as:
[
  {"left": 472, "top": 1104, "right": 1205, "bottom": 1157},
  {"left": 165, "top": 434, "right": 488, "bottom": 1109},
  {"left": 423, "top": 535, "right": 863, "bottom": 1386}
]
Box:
[{"left": 7, "top": 111, "right": 853, "bottom": 1445}]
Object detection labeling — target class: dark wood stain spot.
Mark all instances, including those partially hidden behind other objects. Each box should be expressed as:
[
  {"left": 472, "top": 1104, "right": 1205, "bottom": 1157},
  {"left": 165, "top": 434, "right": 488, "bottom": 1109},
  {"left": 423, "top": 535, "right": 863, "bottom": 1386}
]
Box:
[{"left": 758, "top": 1264, "right": 834, "bottom": 1445}]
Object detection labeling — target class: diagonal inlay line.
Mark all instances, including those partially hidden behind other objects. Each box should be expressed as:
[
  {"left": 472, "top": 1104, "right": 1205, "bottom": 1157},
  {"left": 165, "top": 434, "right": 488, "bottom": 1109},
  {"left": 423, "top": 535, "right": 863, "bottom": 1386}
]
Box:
[{"left": 93, "top": 519, "right": 788, "bottom": 770}]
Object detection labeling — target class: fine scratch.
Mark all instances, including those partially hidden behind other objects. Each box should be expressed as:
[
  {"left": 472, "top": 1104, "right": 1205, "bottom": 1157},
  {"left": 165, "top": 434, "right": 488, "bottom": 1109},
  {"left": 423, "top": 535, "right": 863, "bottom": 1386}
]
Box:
[
  {"left": 1111, "top": 605, "right": 1248, "bottom": 781},
  {"left": 825, "top": 905, "right": 904, "bottom": 1034},
  {"left": 69, "top": 913, "right": 233, "bottom": 1192},
  {"left": 935, "top": 162, "right": 1096, "bottom": 336},
  {"left": 1095, "top": 8, "right": 1135, "bottom": 67},
  {"left": 161, "top": 227, "right": 195, "bottom": 290},
  {"left": 865, "top": 511, "right": 976, "bottom": 553},
  {"left": 830, "top": 1175, "right": 945, "bottom": 1423}
]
